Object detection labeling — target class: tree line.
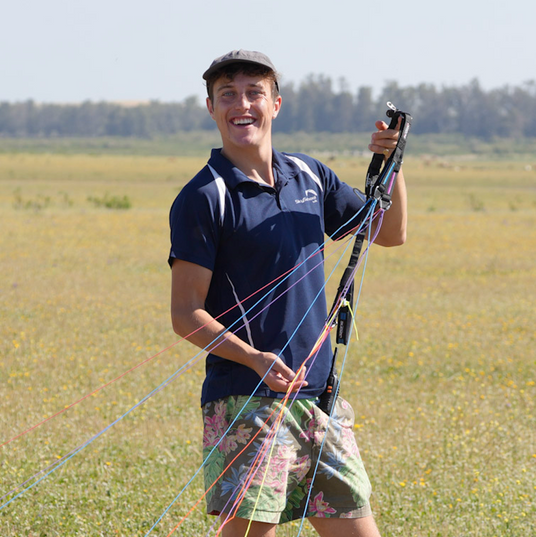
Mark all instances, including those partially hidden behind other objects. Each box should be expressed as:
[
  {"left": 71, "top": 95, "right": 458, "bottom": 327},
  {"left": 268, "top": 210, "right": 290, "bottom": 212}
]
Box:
[{"left": 1, "top": 78, "right": 536, "bottom": 139}]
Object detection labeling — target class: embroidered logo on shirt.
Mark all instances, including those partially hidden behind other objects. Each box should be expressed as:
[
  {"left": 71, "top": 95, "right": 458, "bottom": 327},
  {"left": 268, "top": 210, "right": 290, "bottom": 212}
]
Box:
[{"left": 295, "top": 189, "right": 318, "bottom": 204}]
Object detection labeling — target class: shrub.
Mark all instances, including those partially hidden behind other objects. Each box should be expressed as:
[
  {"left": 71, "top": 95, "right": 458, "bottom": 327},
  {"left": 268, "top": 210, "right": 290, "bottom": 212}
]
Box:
[{"left": 87, "top": 193, "right": 132, "bottom": 209}]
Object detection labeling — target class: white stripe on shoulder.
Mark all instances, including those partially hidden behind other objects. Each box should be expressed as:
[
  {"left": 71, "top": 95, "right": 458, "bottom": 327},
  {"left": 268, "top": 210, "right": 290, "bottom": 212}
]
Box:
[
  {"left": 285, "top": 155, "right": 324, "bottom": 192},
  {"left": 208, "top": 165, "right": 227, "bottom": 225}
]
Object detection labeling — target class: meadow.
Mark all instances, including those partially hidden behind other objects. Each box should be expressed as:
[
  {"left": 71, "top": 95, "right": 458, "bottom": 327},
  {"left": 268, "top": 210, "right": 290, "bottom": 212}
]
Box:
[{"left": 1, "top": 147, "right": 535, "bottom": 536}]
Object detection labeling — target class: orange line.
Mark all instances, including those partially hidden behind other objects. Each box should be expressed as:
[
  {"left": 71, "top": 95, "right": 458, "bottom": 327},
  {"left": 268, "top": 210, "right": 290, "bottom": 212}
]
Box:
[
  {"left": 167, "top": 335, "right": 327, "bottom": 536},
  {"left": 1, "top": 234, "right": 342, "bottom": 449}
]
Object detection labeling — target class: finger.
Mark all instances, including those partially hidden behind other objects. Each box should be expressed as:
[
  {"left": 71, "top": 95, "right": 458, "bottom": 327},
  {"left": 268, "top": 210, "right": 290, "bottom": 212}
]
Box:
[
  {"left": 371, "top": 131, "right": 399, "bottom": 150},
  {"left": 290, "top": 366, "right": 308, "bottom": 391},
  {"left": 278, "top": 363, "right": 309, "bottom": 393},
  {"left": 372, "top": 127, "right": 400, "bottom": 142},
  {"left": 265, "top": 373, "right": 292, "bottom": 392},
  {"left": 369, "top": 116, "right": 403, "bottom": 157},
  {"left": 369, "top": 125, "right": 400, "bottom": 156},
  {"left": 265, "top": 370, "right": 308, "bottom": 393},
  {"left": 374, "top": 117, "right": 402, "bottom": 138},
  {"left": 368, "top": 140, "right": 397, "bottom": 155},
  {"left": 271, "top": 358, "right": 296, "bottom": 381},
  {"left": 295, "top": 365, "right": 306, "bottom": 381},
  {"left": 369, "top": 135, "right": 398, "bottom": 148},
  {"left": 285, "top": 363, "right": 308, "bottom": 389},
  {"left": 266, "top": 380, "right": 291, "bottom": 393}
]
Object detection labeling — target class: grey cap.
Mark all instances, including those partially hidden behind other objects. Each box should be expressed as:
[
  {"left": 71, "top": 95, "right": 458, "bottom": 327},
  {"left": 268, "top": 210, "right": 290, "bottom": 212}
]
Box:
[{"left": 202, "top": 49, "right": 278, "bottom": 88}]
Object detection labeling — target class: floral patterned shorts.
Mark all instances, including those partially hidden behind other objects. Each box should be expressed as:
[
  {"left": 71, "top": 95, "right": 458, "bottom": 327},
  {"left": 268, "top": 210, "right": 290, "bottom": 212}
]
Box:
[{"left": 202, "top": 395, "right": 372, "bottom": 524}]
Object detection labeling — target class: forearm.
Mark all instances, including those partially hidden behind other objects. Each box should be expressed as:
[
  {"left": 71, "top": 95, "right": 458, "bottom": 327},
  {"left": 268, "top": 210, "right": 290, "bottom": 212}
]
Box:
[
  {"left": 170, "top": 259, "right": 307, "bottom": 392},
  {"left": 367, "top": 119, "right": 408, "bottom": 247},
  {"left": 373, "top": 168, "right": 407, "bottom": 247},
  {"left": 171, "top": 307, "right": 262, "bottom": 369},
  {"left": 172, "top": 306, "right": 307, "bottom": 392}
]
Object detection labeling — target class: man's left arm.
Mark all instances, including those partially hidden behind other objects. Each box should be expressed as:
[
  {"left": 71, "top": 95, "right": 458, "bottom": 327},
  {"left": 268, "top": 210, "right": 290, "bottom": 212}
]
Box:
[{"left": 367, "top": 119, "right": 407, "bottom": 247}]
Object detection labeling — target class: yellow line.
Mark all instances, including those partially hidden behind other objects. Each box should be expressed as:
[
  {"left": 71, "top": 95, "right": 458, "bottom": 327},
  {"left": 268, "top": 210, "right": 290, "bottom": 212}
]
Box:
[{"left": 347, "top": 301, "right": 359, "bottom": 341}]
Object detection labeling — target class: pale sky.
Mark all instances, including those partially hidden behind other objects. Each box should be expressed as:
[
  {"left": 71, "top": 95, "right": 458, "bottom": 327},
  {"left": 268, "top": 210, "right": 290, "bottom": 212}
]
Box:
[{"left": 2, "top": 0, "right": 534, "bottom": 103}]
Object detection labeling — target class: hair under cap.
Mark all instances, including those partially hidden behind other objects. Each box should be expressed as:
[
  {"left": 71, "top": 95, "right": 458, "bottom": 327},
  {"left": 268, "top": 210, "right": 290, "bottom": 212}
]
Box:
[{"left": 203, "top": 49, "right": 279, "bottom": 90}]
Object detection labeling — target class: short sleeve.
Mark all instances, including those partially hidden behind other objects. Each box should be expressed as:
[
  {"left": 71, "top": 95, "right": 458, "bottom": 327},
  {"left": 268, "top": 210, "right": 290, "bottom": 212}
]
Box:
[
  {"left": 289, "top": 153, "right": 367, "bottom": 239},
  {"left": 324, "top": 177, "right": 367, "bottom": 239},
  {"left": 168, "top": 178, "right": 223, "bottom": 271}
]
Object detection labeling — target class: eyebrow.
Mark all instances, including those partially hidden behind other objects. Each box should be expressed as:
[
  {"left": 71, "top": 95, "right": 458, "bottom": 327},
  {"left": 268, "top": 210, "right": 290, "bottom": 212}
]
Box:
[{"left": 216, "top": 82, "right": 265, "bottom": 93}]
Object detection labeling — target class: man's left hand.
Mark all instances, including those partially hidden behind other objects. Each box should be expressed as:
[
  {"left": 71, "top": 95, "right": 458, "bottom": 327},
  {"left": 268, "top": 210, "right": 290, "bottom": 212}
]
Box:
[{"left": 368, "top": 118, "right": 401, "bottom": 160}]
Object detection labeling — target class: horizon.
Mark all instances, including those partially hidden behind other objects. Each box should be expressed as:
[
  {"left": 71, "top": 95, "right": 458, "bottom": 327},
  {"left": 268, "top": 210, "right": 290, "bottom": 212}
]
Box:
[
  {"left": 2, "top": 0, "right": 534, "bottom": 104},
  {"left": 4, "top": 75, "right": 535, "bottom": 107}
]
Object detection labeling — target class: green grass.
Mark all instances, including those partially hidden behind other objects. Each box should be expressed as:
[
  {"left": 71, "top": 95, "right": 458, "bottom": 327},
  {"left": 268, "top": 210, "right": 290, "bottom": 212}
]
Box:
[
  {"left": 1, "top": 151, "right": 535, "bottom": 536},
  {"left": 1, "top": 132, "right": 536, "bottom": 159}
]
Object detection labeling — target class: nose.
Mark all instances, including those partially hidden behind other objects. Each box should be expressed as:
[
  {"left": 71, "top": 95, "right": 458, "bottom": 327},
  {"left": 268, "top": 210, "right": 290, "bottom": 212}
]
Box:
[{"left": 235, "top": 92, "right": 251, "bottom": 111}]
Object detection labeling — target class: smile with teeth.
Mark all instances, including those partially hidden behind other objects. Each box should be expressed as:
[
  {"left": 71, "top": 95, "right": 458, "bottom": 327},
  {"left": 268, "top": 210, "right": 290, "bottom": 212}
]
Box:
[{"left": 232, "top": 117, "right": 256, "bottom": 125}]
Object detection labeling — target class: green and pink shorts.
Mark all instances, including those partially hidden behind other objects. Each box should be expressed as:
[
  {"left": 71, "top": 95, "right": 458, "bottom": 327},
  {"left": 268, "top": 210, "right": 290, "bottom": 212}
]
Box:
[{"left": 202, "top": 395, "right": 372, "bottom": 524}]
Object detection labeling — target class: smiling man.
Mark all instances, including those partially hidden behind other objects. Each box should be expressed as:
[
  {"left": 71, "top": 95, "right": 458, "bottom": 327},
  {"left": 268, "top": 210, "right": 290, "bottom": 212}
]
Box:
[{"left": 168, "top": 50, "right": 407, "bottom": 537}]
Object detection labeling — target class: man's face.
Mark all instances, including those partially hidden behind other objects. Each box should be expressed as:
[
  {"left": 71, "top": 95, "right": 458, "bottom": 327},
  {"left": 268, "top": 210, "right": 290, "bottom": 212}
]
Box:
[{"left": 206, "top": 73, "right": 282, "bottom": 154}]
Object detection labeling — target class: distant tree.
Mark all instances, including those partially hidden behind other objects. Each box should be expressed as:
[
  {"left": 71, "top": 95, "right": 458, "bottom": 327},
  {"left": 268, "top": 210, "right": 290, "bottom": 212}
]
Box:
[
  {"left": 354, "top": 86, "right": 377, "bottom": 132},
  {"left": 180, "top": 96, "right": 207, "bottom": 131},
  {"left": 275, "top": 82, "right": 298, "bottom": 133},
  {"left": 331, "top": 78, "right": 354, "bottom": 132},
  {"left": 411, "top": 84, "right": 444, "bottom": 134},
  {"left": 1, "top": 78, "right": 536, "bottom": 138},
  {"left": 457, "top": 80, "right": 492, "bottom": 138}
]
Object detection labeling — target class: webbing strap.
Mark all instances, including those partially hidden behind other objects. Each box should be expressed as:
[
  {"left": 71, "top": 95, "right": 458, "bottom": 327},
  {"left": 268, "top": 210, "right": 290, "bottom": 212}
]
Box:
[
  {"left": 365, "top": 102, "right": 413, "bottom": 210},
  {"left": 330, "top": 102, "right": 412, "bottom": 345}
]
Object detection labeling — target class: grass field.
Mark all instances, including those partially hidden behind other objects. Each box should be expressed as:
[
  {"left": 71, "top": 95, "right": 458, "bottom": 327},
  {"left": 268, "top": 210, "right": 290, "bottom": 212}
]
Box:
[{"left": 1, "top": 149, "right": 535, "bottom": 536}]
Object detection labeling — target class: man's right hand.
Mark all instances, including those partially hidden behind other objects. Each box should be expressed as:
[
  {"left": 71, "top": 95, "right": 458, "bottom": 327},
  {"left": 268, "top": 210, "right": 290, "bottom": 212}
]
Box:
[
  {"left": 172, "top": 259, "right": 308, "bottom": 395},
  {"left": 251, "top": 352, "right": 308, "bottom": 393}
]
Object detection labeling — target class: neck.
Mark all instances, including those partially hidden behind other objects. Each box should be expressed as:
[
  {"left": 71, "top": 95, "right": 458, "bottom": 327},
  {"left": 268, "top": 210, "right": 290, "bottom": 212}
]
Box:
[{"left": 221, "top": 141, "right": 274, "bottom": 187}]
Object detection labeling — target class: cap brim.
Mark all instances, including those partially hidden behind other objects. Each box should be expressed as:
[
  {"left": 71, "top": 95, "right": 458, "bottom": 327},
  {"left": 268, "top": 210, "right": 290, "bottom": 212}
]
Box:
[{"left": 203, "top": 59, "right": 275, "bottom": 81}]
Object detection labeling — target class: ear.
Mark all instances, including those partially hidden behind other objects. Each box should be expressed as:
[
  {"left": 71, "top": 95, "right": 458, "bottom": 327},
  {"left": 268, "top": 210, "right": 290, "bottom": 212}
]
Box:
[
  {"left": 272, "top": 95, "right": 282, "bottom": 120},
  {"left": 206, "top": 97, "right": 216, "bottom": 120}
]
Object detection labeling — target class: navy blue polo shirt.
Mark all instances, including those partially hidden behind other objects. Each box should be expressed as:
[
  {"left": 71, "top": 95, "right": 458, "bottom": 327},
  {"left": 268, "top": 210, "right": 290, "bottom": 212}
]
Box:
[{"left": 169, "top": 148, "right": 366, "bottom": 406}]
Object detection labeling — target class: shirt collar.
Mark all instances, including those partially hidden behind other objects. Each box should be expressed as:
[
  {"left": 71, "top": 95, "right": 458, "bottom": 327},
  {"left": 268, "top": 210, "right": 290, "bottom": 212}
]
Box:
[{"left": 207, "top": 148, "right": 301, "bottom": 190}]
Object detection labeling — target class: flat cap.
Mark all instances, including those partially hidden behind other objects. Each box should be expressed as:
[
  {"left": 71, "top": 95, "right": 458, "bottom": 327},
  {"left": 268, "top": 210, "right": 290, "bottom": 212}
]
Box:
[{"left": 202, "top": 49, "right": 278, "bottom": 83}]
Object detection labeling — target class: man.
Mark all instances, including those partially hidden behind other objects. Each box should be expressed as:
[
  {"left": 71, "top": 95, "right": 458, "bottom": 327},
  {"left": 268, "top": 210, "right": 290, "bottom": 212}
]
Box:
[{"left": 169, "top": 50, "right": 406, "bottom": 537}]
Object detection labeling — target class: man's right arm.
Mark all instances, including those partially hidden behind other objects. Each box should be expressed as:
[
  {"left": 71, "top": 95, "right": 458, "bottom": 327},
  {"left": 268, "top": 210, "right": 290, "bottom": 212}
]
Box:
[{"left": 170, "top": 259, "right": 307, "bottom": 393}]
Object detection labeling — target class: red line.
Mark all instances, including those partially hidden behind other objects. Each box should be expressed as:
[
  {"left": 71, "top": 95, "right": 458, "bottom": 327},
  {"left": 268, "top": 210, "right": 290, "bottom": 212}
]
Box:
[
  {"left": 165, "top": 397, "right": 288, "bottom": 537},
  {"left": 1, "top": 210, "right": 371, "bottom": 449},
  {"left": 166, "top": 327, "right": 334, "bottom": 536},
  {"left": 165, "top": 212, "right": 376, "bottom": 534},
  {"left": 216, "top": 330, "right": 333, "bottom": 535}
]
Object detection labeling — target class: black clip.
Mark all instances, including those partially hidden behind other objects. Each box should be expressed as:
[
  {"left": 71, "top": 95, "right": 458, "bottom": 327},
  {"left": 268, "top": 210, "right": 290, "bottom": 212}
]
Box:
[
  {"left": 335, "top": 281, "right": 354, "bottom": 345},
  {"left": 318, "top": 349, "right": 339, "bottom": 415},
  {"left": 365, "top": 102, "right": 413, "bottom": 211}
]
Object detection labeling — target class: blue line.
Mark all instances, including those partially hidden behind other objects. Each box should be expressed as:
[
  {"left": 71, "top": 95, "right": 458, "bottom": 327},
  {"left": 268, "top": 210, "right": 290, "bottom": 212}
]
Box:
[
  {"left": 297, "top": 208, "right": 378, "bottom": 536},
  {"left": 1, "top": 200, "right": 375, "bottom": 516},
  {"left": 145, "top": 203, "right": 378, "bottom": 536},
  {"left": 381, "top": 162, "right": 396, "bottom": 185}
]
